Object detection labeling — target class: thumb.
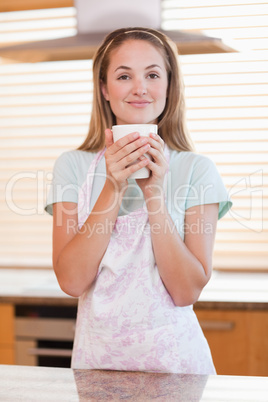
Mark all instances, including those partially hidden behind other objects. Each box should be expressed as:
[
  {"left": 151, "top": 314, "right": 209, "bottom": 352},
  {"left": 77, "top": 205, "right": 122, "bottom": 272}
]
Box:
[{"left": 105, "top": 128, "right": 114, "bottom": 148}]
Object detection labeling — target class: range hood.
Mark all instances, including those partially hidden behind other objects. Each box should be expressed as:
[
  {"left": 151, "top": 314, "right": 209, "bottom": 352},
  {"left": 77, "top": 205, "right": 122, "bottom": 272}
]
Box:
[{"left": 0, "top": 0, "right": 235, "bottom": 63}]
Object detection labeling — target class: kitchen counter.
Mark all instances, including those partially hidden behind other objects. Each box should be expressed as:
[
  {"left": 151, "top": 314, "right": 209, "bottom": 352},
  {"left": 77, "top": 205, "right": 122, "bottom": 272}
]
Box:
[
  {"left": 0, "top": 268, "right": 75, "bottom": 306},
  {"left": 1, "top": 269, "right": 268, "bottom": 377},
  {"left": 0, "top": 268, "right": 268, "bottom": 309},
  {"left": 1, "top": 364, "right": 268, "bottom": 402}
]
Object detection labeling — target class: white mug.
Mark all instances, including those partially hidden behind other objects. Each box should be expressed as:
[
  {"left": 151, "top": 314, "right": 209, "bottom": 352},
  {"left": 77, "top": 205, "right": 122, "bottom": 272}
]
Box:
[{"left": 112, "top": 124, "right": 158, "bottom": 179}]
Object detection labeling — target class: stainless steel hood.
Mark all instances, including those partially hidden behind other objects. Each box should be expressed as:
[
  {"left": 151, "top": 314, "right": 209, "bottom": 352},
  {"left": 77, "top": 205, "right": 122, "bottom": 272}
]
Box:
[{"left": 0, "top": 0, "right": 236, "bottom": 63}]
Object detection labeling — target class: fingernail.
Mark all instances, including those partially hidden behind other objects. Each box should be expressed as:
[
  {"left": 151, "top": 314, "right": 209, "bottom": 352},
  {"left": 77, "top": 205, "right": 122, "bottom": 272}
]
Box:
[{"left": 133, "top": 132, "right": 139, "bottom": 139}]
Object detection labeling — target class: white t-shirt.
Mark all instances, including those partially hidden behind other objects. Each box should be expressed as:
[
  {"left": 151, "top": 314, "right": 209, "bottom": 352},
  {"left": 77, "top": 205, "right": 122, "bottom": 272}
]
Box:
[{"left": 45, "top": 148, "right": 232, "bottom": 240}]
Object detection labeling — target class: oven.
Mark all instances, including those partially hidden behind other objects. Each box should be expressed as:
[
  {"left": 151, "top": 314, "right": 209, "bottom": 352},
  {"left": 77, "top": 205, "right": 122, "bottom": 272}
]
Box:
[{"left": 14, "top": 305, "right": 77, "bottom": 368}]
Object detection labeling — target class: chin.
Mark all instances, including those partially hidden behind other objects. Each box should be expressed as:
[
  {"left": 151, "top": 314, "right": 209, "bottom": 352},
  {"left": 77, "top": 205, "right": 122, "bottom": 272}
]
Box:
[
  {"left": 117, "top": 112, "right": 158, "bottom": 126},
  {"left": 126, "top": 118, "right": 157, "bottom": 125}
]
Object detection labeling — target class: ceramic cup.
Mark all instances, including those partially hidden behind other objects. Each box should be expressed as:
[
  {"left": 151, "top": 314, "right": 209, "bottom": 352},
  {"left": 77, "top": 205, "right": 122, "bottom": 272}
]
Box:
[{"left": 112, "top": 124, "right": 158, "bottom": 179}]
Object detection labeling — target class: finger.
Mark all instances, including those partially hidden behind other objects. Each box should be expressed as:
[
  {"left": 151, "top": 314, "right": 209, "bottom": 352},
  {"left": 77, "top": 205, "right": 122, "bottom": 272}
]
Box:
[
  {"left": 117, "top": 143, "right": 151, "bottom": 171},
  {"left": 147, "top": 148, "right": 167, "bottom": 169},
  {"left": 112, "top": 131, "right": 141, "bottom": 153},
  {"left": 149, "top": 132, "right": 165, "bottom": 150},
  {"left": 146, "top": 137, "right": 165, "bottom": 160},
  {"left": 112, "top": 154, "right": 150, "bottom": 183},
  {"left": 138, "top": 155, "right": 146, "bottom": 161},
  {"left": 106, "top": 131, "right": 141, "bottom": 158},
  {"left": 111, "top": 136, "right": 150, "bottom": 165},
  {"left": 105, "top": 128, "right": 114, "bottom": 149},
  {"left": 124, "top": 156, "right": 150, "bottom": 178}
]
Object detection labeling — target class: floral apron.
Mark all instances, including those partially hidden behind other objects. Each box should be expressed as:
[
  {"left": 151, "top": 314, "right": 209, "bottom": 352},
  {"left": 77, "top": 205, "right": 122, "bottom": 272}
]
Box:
[{"left": 71, "top": 148, "right": 216, "bottom": 374}]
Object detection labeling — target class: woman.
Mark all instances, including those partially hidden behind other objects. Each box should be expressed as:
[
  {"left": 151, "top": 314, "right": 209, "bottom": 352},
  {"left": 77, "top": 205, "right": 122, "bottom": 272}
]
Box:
[{"left": 45, "top": 27, "right": 232, "bottom": 373}]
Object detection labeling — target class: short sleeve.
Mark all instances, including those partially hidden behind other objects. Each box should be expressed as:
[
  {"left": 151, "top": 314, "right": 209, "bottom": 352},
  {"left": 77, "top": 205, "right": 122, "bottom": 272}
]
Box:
[
  {"left": 185, "top": 155, "right": 232, "bottom": 220},
  {"left": 44, "top": 151, "right": 79, "bottom": 216}
]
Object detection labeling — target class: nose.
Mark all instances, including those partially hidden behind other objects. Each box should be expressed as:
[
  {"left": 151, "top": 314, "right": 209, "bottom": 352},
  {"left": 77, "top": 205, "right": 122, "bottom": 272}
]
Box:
[{"left": 133, "top": 78, "right": 147, "bottom": 96}]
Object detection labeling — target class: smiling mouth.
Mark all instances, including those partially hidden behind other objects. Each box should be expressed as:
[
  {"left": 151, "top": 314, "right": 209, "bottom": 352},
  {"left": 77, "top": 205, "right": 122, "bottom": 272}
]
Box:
[{"left": 127, "top": 101, "right": 151, "bottom": 108}]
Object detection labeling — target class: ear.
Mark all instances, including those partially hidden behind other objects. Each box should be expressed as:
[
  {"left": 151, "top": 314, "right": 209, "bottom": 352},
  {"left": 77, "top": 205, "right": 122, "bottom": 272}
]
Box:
[{"left": 100, "top": 80, "right": 109, "bottom": 101}]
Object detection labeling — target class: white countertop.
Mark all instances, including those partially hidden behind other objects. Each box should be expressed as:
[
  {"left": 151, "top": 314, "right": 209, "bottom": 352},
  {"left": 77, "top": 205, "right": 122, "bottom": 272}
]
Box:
[
  {"left": 0, "top": 268, "right": 268, "bottom": 307},
  {"left": 1, "top": 364, "right": 268, "bottom": 402},
  {"left": 199, "top": 270, "right": 268, "bottom": 304}
]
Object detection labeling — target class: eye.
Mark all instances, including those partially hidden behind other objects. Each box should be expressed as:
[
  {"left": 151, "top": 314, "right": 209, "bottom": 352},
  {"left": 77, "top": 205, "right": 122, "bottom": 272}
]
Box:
[
  {"left": 148, "top": 73, "right": 159, "bottom": 79},
  {"left": 118, "top": 74, "right": 130, "bottom": 80}
]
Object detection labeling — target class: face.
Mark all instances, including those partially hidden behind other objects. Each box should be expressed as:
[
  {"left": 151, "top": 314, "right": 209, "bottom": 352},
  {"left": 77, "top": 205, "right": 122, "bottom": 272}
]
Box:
[{"left": 101, "top": 40, "right": 168, "bottom": 126}]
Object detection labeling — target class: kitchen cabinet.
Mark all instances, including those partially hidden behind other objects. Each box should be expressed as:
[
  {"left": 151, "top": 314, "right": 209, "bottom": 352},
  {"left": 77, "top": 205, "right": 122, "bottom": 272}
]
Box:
[
  {"left": 1, "top": 269, "right": 268, "bottom": 374},
  {"left": 194, "top": 308, "right": 268, "bottom": 376},
  {"left": 0, "top": 304, "right": 15, "bottom": 364}
]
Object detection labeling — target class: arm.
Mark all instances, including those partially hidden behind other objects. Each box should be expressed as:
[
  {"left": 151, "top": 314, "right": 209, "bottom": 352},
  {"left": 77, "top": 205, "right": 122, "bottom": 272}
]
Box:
[
  {"left": 52, "top": 130, "right": 150, "bottom": 297},
  {"left": 147, "top": 198, "right": 218, "bottom": 307},
  {"left": 52, "top": 182, "right": 120, "bottom": 298},
  {"left": 138, "top": 133, "right": 218, "bottom": 306}
]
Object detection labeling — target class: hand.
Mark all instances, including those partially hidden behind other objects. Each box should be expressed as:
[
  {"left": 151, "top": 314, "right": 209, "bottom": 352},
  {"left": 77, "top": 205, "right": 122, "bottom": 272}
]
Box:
[
  {"left": 104, "top": 128, "right": 151, "bottom": 193},
  {"left": 137, "top": 133, "right": 168, "bottom": 199}
]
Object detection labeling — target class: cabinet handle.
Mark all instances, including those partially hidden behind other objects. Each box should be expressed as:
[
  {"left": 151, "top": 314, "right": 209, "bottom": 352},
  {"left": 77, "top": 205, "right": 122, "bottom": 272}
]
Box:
[
  {"left": 28, "top": 348, "right": 72, "bottom": 357},
  {"left": 199, "top": 320, "right": 234, "bottom": 331}
]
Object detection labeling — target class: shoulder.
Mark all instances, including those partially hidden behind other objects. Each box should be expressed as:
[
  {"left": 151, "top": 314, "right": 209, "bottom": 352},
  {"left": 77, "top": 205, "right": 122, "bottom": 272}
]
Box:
[
  {"left": 169, "top": 149, "right": 217, "bottom": 176},
  {"left": 168, "top": 149, "right": 232, "bottom": 219},
  {"left": 54, "top": 149, "right": 96, "bottom": 168},
  {"left": 169, "top": 149, "right": 213, "bottom": 165},
  {"left": 50, "top": 149, "right": 101, "bottom": 193},
  {"left": 168, "top": 149, "right": 224, "bottom": 197},
  {"left": 45, "top": 150, "right": 100, "bottom": 215},
  {"left": 54, "top": 149, "right": 98, "bottom": 177}
]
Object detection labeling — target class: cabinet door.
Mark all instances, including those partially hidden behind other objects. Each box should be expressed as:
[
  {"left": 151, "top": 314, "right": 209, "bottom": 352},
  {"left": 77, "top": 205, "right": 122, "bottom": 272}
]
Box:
[
  {"left": 194, "top": 309, "right": 268, "bottom": 376},
  {"left": 0, "top": 304, "right": 15, "bottom": 364}
]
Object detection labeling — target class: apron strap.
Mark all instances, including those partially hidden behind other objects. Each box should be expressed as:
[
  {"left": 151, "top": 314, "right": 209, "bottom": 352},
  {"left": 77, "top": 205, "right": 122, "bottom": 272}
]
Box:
[
  {"left": 77, "top": 148, "right": 105, "bottom": 228},
  {"left": 88, "top": 148, "right": 106, "bottom": 175},
  {"left": 163, "top": 145, "right": 170, "bottom": 200},
  {"left": 86, "top": 148, "right": 106, "bottom": 196}
]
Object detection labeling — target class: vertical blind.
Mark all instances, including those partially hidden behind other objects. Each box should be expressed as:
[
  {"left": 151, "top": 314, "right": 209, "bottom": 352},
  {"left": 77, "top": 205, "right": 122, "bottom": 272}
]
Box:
[{"left": 0, "top": 1, "right": 267, "bottom": 270}]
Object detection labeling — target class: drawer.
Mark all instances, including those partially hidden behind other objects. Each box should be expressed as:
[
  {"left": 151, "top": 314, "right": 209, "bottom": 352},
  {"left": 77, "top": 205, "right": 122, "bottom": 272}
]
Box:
[{"left": 15, "top": 317, "right": 76, "bottom": 341}]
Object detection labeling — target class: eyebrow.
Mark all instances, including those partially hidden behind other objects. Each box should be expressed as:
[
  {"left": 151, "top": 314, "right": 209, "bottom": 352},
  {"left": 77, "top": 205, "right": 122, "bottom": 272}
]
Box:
[{"left": 114, "top": 64, "right": 162, "bottom": 72}]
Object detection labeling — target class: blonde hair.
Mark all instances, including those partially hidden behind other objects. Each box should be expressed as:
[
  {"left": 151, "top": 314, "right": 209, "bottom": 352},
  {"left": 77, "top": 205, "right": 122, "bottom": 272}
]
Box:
[{"left": 78, "top": 27, "right": 194, "bottom": 152}]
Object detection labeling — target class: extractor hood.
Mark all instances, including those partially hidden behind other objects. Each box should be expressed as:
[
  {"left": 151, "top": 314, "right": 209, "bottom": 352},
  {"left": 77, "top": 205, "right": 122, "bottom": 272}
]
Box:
[{"left": 0, "top": 0, "right": 236, "bottom": 63}]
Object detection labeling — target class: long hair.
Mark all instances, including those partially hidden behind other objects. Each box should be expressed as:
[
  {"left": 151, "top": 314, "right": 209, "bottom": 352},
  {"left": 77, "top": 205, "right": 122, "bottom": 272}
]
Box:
[{"left": 78, "top": 27, "right": 194, "bottom": 152}]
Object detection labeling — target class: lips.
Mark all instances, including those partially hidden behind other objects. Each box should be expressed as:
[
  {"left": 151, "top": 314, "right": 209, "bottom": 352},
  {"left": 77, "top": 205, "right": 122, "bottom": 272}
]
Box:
[{"left": 127, "top": 101, "right": 151, "bottom": 108}]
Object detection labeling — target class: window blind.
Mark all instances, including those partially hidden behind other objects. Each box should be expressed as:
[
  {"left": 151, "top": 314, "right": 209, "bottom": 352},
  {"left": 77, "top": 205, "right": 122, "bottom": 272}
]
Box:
[
  {"left": 182, "top": 52, "right": 267, "bottom": 270},
  {"left": 161, "top": 0, "right": 268, "bottom": 270},
  {"left": 0, "top": 1, "right": 267, "bottom": 270},
  {"left": 0, "top": 6, "right": 76, "bottom": 45},
  {"left": 0, "top": 59, "right": 92, "bottom": 267}
]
